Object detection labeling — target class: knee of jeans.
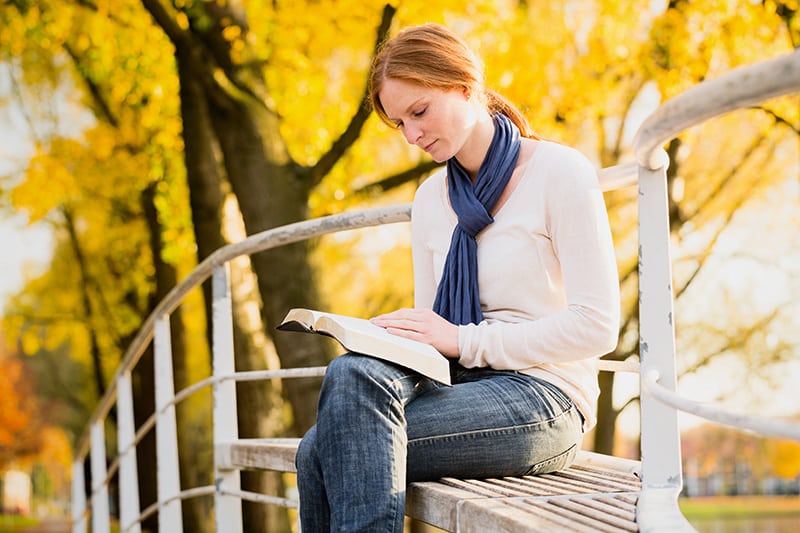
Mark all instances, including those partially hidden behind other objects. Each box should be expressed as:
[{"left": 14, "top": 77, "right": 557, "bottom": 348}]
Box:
[
  {"left": 295, "top": 426, "right": 318, "bottom": 473},
  {"left": 324, "top": 353, "right": 382, "bottom": 389}
]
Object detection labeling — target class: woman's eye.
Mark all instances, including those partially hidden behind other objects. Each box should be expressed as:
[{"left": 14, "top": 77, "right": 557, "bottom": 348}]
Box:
[{"left": 412, "top": 107, "right": 427, "bottom": 118}]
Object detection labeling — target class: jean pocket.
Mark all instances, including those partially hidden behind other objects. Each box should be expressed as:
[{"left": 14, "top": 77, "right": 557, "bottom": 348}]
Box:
[{"left": 523, "top": 443, "right": 578, "bottom": 476}]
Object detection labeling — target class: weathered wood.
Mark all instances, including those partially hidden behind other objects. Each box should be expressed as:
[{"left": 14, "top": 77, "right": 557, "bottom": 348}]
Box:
[
  {"left": 218, "top": 437, "right": 642, "bottom": 532},
  {"left": 217, "top": 438, "right": 302, "bottom": 472}
]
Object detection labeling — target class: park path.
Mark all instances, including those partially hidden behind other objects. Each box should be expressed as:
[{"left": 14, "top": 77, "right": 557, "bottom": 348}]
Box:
[{"left": 18, "top": 518, "right": 71, "bottom": 533}]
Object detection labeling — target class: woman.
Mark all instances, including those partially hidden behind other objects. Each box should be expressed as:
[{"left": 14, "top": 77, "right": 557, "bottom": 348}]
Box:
[{"left": 295, "top": 23, "right": 620, "bottom": 532}]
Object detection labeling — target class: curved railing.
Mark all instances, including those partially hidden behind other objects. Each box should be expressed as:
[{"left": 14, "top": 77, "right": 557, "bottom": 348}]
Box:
[
  {"left": 633, "top": 49, "right": 800, "bottom": 441},
  {"left": 71, "top": 48, "right": 800, "bottom": 533}
]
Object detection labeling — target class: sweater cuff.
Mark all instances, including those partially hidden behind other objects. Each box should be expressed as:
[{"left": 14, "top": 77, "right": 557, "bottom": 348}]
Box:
[{"left": 457, "top": 322, "right": 481, "bottom": 368}]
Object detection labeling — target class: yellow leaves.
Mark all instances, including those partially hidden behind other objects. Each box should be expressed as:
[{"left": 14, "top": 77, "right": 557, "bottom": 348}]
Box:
[
  {"left": 222, "top": 23, "right": 242, "bottom": 42},
  {"left": 770, "top": 439, "right": 800, "bottom": 479},
  {"left": 176, "top": 11, "right": 190, "bottom": 30},
  {"left": 13, "top": 146, "right": 77, "bottom": 222}
]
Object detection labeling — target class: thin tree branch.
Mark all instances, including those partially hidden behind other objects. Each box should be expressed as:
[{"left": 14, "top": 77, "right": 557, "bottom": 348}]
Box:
[
  {"left": 5, "top": 63, "right": 42, "bottom": 143},
  {"left": 61, "top": 206, "right": 107, "bottom": 398},
  {"left": 62, "top": 42, "right": 119, "bottom": 127},
  {"left": 750, "top": 105, "right": 800, "bottom": 135},
  {"left": 674, "top": 134, "right": 768, "bottom": 300},
  {"left": 309, "top": 3, "right": 396, "bottom": 187},
  {"left": 354, "top": 160, "right": 442, "bottom": 195},
  {"left": 679, "top": 307, "right": 782, "bottom": 376}
]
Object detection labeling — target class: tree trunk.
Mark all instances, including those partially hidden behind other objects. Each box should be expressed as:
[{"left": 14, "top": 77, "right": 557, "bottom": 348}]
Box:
[
  {"left": 177, "top": 49, "right": 290, "bottom": 531},
  {"left": 207, "top": 93, "right": 331, "bottom": 436},
  {"left": 593, "top": 370, "right": 620, "bottom": 455}
]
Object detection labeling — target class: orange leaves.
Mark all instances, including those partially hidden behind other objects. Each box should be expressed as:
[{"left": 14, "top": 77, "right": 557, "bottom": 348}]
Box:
[
  {"left": 0, "top": 351, "right": 43, "bottom": 467},
  {"left": 770, "top": 439, "right": 800, "bottom": 479},
  {"left": 0, "top": 357, "right": 29, "bottom": 446},
  {"left": 682, "top": 423, "right": 800, "bottom": 481}
]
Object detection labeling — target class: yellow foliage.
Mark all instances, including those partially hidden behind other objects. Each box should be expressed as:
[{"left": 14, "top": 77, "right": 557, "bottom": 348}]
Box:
[
  {"left": 12, "top": 150, "right": 76, "bottom": 222},
  {"left": 770, "top": 439, "right": 800, "bottom": 479}
]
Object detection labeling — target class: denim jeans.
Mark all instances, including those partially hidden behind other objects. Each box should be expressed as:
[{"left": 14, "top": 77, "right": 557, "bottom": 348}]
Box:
[{"left": 295, "top": 353, "right": 584, "bottom": 532}]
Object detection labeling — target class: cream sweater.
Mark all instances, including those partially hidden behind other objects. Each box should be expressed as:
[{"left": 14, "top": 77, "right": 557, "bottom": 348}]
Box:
[{"left": 411, "top": 141, "right": 620, "bottom": 430}]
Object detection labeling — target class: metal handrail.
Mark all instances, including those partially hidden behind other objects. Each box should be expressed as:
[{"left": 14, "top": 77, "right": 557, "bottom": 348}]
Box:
[
  {"left": 642, "top": 370, "right": 800, "bottom": 441},
  {"left": 634, "top": 49, "right": 800, "bottom": 169}
]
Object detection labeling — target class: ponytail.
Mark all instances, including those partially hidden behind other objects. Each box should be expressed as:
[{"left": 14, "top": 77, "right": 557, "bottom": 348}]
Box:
[{"left": 485, "top": 90, "right": 539, "bottom": 140}]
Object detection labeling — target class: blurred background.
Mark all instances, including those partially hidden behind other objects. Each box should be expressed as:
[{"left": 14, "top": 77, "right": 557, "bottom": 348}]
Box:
[{"left": 1, "top": 0, "right": 798, "bottom": 531}]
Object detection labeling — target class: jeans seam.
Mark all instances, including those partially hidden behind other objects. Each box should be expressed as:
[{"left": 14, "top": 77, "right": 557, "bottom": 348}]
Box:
[{"left": 407, "top": 406, "right": 575, "bottom": 448}]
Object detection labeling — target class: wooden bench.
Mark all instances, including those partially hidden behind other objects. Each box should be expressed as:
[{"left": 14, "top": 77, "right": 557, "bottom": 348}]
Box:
[{"left": 217, "top": 438, "right": 642, "bottom": 532}]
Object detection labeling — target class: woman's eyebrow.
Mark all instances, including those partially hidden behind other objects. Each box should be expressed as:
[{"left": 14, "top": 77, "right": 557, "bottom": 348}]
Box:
[{"left": 387, "top": 97, "right": 425, "bottom": 122}]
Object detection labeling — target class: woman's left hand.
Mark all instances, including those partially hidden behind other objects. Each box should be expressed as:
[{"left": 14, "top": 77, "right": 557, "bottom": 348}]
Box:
[{"left": 371, "top": 308, "right": 460, "bottom": 358}]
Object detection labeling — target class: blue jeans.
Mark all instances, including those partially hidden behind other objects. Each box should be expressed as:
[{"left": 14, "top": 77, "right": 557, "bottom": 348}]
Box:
[{"left": 295, "top": 353, "right": 583, "bottom": 532}]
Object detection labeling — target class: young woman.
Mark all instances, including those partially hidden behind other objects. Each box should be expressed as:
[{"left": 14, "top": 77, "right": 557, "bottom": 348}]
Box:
[{"left": 295, "top": 23, "right": 620, "bottom": 532}]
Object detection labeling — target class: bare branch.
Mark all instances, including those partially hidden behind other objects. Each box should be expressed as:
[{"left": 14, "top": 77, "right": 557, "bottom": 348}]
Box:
[
  {"left": 62, "top": 42, "right": 118, "bottom": 127},
  {"left": 674, "top": 134, "right": 768, "bottom": 300},
  {"left": 679, "top": 307, "right": 782, "bottom": 376},
  {"left": 354, "top": 160, "right": 442, "bottom": 196},
  {"left": 5, "top": 63, "right": 42, "bottom": 143},
  {"left": 750, "top": 105, "right": 800, "bottom": 135},
  {"left": 310, "top": 4, "right": 396, "bottom": 187},
  {"left": 61, "top": 206, "right": 107, "bottom": 397}
]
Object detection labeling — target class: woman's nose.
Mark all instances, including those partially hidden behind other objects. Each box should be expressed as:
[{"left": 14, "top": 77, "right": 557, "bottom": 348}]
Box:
[{"left": 403, "top": 124, "right": 422, "bottom": 145}]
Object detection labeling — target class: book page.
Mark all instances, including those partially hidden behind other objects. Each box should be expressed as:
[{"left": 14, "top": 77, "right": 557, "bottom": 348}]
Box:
[{"left": 318, "top": 313, "right": 442, "bottom": 360}]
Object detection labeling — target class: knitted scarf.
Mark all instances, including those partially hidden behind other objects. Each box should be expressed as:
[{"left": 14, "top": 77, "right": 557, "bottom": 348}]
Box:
[{"left": 432, "top": 113, "right": 521, "bottom": 325}]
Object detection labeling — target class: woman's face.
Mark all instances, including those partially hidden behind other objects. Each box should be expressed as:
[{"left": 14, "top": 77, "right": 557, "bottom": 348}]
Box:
[{"left": 378, "top": 78, "right": 480, "bottom": 163}]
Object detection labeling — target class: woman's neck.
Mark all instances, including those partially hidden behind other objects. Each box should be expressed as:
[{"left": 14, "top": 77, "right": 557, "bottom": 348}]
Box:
[{"left": 454, "top": 110, "right": 496, "bottom": 180}]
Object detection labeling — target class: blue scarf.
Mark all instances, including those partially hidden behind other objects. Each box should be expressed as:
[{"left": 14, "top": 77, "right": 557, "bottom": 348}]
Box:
[{"left": 432, "top": 113, "right": 521, "bottom": 325}]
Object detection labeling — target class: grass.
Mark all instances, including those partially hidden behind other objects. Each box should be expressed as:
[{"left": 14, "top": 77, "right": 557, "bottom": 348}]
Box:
[
  {"left": 0, "top": 514, "right": 39, "bottom": 531},
  {"left": 680, "top": 495, "right": 800, "bottom": 519}
]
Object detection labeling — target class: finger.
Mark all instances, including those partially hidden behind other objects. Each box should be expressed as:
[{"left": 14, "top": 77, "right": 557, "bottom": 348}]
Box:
[{"left": 385, "top": 327, "right": 423, "bottom": 341}]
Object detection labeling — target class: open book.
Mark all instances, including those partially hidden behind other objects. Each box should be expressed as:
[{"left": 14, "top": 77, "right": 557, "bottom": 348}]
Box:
[{"left": 277, "top": 308, "right": 451, "bottom": 386}]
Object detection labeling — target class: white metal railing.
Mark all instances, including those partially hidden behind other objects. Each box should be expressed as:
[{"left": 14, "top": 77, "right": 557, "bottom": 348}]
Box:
[{"left": 71, "top": 48, "right": 800, "bottom": 533}]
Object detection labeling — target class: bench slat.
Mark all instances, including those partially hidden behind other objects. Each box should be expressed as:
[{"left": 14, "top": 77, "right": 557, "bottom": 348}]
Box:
[
  {"left": 547, "top": 498, "right": 639, "bottom": 531},
  {"left": 217, "top": 438, "right": 301, "bottom": 472}
]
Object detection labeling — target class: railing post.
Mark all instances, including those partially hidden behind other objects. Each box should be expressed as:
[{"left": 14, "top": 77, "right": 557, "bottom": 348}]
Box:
[
  {"left": 637, "top": 151, "right": 693, "bottom": 531},
  {"left": 117, "top": 371, "right": 142, "bottom": 533},
  {"left": 71, "top": 459, "right": 87, "bottom": 533},
  {"left": 154, "top": 314, "right": 183, "bottom": 531},
  {"left": 213, "top": 263, "right": 243, "bottom": 533},
  {"left": 90, "top": 421, "right": 110, "bottom": 533}
]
